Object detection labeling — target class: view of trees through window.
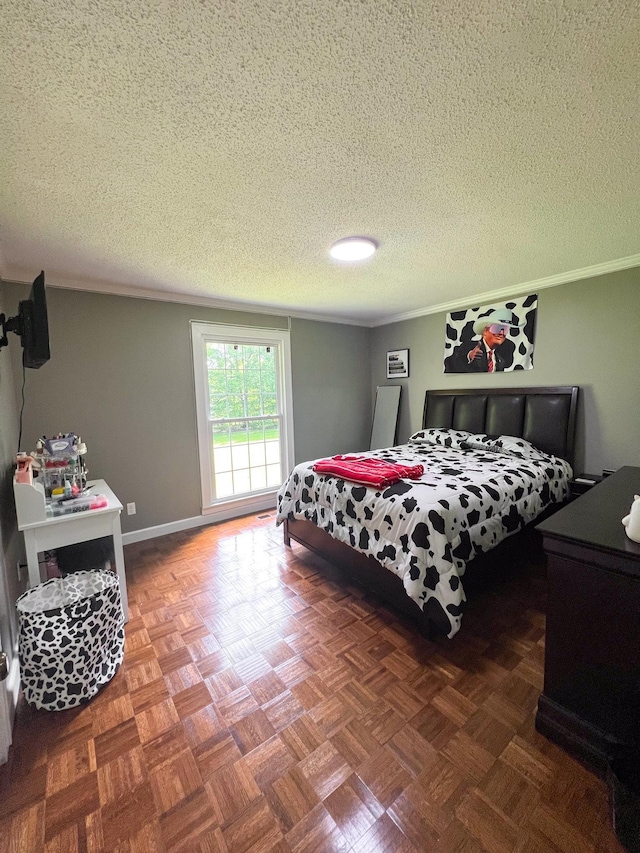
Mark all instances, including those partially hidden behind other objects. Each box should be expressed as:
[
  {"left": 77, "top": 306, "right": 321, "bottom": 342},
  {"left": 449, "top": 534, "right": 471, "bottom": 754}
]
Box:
[{"left": 206, "top": 341, "right": 282, "bottom": 498}]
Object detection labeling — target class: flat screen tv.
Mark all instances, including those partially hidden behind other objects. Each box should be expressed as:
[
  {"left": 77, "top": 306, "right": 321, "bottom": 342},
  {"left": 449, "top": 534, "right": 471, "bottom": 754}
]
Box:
[{"left": 0, "top": 271, "right": 50, "bottom": 368}]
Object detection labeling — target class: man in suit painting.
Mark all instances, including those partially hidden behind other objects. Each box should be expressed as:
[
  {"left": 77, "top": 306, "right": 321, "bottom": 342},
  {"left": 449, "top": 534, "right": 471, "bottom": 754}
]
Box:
[{"left": 444, "top": 309, "right": 522, "bottom": 373}]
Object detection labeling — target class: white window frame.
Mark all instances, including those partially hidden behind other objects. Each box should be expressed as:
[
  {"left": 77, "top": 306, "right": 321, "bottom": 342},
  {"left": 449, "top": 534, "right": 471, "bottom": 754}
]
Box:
[{"left": 191, "top": 322, "right": 295, "bottom": 518}]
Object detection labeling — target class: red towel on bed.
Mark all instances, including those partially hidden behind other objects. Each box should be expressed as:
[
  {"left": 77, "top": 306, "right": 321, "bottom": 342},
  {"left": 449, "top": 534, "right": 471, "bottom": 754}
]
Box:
[{"left": 312, "top": 455, "right": 424, "bottom": 488}]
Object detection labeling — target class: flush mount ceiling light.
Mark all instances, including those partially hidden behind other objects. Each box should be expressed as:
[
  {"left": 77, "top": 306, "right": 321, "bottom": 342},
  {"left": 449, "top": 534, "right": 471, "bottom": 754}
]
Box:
[{"left": 329, "top": 236, "right": 378, "bottom": 261}]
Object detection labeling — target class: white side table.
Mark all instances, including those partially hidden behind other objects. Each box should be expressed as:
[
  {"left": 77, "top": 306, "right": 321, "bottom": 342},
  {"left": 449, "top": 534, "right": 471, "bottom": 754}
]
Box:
[{"left": 15, "top": 478, "right": 129, "bottom": 621}]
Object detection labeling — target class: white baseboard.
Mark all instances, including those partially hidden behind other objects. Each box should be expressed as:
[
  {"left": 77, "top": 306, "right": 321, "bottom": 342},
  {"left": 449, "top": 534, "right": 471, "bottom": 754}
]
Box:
[
  {"left": 1, "top": 653, "right": 21, "bottom": 763},
  {"left": 7, "top": 652, "right": 20, "bottom": 712},
  {"left": 122, "top": 494, "right": 277, "bottom": 545}
]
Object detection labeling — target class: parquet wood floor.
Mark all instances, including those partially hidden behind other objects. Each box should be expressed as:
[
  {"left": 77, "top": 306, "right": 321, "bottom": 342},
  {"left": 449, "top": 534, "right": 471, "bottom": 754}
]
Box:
[{"left": 0, "top": 513, "right": 625, "bottom": 852}]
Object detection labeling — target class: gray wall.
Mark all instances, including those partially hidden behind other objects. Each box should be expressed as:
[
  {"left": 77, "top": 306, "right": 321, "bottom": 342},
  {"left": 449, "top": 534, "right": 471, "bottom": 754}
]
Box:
[
  {"left": 3, "top": 286, "right": 372, "bottom": 533},
  {"left": 371, "top": 267, "right": 640, "bottom": 473},
  {"left": 291, "top": 319, "right": 371, "bottom": 462},
  {"left": 0, "top": 287, "right": 24, "bottom": 687}
]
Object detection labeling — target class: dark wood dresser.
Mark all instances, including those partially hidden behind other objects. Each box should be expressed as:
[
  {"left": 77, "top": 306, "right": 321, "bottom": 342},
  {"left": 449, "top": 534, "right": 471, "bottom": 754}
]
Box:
[{"left": 535, "top": 466, "right": 640, "bottom": 775}]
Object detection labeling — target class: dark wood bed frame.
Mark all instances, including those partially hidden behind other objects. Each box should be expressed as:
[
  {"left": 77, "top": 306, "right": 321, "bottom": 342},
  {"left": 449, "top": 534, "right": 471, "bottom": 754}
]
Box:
[{"left": 283, "top": 386, "right": 579, "bottom": 637}]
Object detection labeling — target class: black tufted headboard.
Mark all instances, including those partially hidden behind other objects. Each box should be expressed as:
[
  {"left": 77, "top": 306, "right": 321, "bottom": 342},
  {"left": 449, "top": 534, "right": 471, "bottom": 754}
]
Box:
[{"left": 422, "top": 386, "right": 578, "bottom": 468}]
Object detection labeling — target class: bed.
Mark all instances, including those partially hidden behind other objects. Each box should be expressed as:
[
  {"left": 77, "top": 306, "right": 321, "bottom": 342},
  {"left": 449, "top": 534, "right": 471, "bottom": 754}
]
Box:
[{"left": 276, "top": 386, "right": 578, "bottom": 638}]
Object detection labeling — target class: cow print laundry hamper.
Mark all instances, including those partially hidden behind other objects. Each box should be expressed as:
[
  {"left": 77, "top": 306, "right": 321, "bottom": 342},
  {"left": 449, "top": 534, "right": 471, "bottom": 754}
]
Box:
[{"left": 17, "top": 569, "right": 124, "bottom": 711}]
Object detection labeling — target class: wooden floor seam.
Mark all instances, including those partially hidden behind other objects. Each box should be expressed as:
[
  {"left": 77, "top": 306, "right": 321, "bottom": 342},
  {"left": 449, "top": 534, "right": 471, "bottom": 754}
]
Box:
[{"left": 0, "top": 512, "right": 625, "bottom": 853}]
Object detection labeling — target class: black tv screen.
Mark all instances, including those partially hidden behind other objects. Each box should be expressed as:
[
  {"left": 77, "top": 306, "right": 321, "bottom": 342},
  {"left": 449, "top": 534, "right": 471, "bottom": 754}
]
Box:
[{"left": 21, "top": 271, "right": 50, "bottom": 368}]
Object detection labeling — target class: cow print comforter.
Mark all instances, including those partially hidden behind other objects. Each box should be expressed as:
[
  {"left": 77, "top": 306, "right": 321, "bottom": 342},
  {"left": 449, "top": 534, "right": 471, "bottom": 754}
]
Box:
[{"left": 276, "top": 438, "right": 571, "bottom": 637}]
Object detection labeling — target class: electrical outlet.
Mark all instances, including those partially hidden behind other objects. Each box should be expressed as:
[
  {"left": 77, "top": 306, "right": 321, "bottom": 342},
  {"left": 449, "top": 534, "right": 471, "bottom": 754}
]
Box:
[{"left": 127, "top": 502, "right": 136, "bottom": 515}]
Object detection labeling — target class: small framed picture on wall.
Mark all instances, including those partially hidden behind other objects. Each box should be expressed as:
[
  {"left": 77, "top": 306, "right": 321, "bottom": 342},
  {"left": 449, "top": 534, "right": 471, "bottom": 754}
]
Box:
[{"left": 386, "top": 349, "right": 409, "bottom": 379}]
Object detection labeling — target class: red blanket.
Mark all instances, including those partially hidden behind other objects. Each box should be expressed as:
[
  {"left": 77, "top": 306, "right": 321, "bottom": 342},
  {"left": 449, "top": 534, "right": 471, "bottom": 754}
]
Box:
[{"left": 312, "top": 455, "right": 424, "bottom": 488}]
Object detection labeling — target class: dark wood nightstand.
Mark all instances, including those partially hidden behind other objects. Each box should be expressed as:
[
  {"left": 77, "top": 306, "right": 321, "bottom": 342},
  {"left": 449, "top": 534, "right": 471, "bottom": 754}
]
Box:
[
  {"left": 536, "top": 466, "right": 640, "bottom": 775},
  {"left": 569, "top": 473, "right": 604, "bottom": 499}
]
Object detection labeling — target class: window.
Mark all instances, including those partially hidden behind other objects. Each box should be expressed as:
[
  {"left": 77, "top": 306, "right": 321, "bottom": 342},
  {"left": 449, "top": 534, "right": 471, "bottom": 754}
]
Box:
[{"left": 191, "top": 322, "right": 294, "bottom": 515}]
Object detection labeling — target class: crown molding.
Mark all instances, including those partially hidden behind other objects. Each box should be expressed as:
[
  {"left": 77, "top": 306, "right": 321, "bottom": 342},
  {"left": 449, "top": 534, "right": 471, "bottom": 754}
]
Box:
[
  {"left": 4, "top": 252, "right": 639, "bottom": 329},
  {"left": 370, "top": 253, "right": 640, "bottom": 327},
  {"left": 3, "top": 268, "right": 370, "bottom": 327}
]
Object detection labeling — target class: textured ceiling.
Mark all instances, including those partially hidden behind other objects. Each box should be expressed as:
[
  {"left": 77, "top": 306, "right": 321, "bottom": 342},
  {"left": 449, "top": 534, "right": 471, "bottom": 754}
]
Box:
[{"left": 2, "top": 0, "right": 640, "bottom": 324}]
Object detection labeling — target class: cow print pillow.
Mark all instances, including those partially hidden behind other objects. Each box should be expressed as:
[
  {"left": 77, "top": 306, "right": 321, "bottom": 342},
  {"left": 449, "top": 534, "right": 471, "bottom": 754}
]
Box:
[
  {"left": 463, "top": 434, "right": 550, "bottom": 462},
  {"left": 409, "top": 428, "right": 472, "bottom": 449}
]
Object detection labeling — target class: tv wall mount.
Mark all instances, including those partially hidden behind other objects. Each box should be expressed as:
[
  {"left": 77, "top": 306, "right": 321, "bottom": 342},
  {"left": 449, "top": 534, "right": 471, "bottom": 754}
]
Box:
[{"left": 0, "top": 308, "right": 29, "bottom": 350}]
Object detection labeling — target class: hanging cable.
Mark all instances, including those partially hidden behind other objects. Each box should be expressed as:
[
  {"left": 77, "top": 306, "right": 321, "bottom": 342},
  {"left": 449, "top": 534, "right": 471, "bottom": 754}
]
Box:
[{"left": 17, "top": 351, "right": 26, "bottom": 453}]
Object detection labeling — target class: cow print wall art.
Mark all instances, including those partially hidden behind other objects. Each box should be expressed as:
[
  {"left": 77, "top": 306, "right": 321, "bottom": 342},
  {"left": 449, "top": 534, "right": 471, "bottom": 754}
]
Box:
[{"left": 443, "top": 294, "right": 537, "bottom": 373}]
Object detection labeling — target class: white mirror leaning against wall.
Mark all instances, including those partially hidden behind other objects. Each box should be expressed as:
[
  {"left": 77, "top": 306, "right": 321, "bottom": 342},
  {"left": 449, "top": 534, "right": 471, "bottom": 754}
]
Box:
[{"left": 370, "top": 385, "right": 402, "bottom": 451}]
